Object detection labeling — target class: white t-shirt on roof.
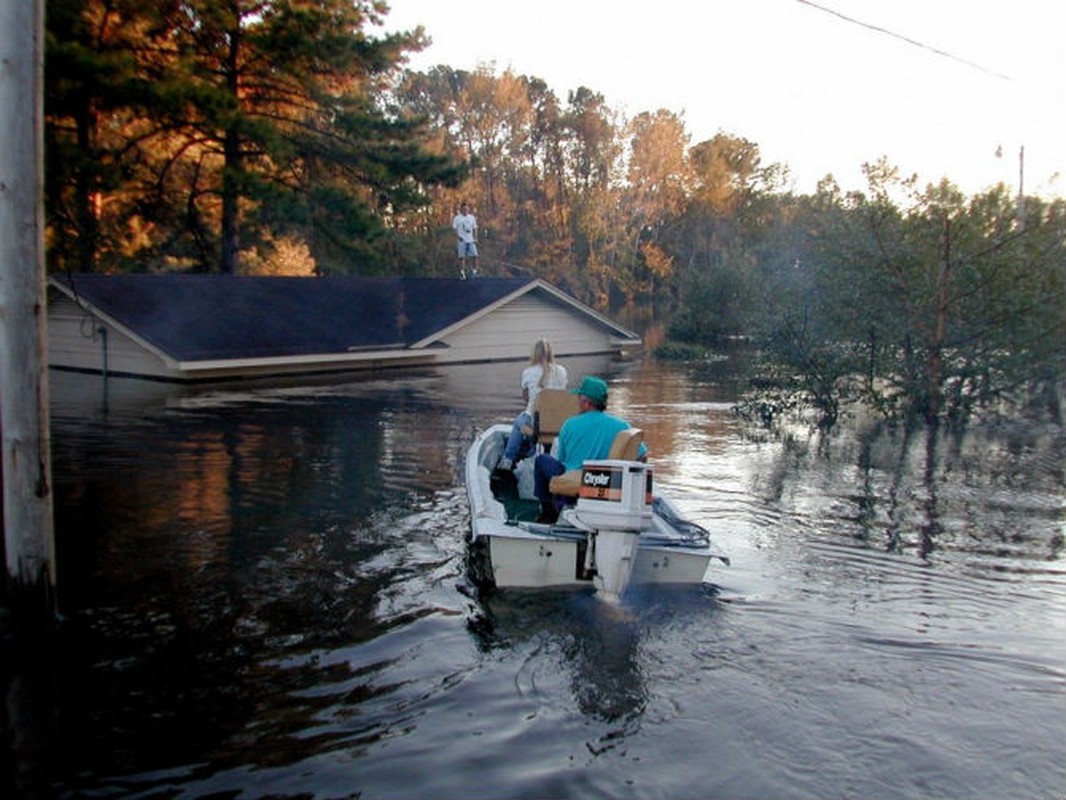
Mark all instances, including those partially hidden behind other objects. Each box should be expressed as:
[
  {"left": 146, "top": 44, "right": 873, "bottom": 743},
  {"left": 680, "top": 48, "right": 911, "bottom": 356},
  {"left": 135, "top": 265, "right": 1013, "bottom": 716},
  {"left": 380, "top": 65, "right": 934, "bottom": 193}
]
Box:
[{"left": 452, "top": 212, "right": 477, "bottom": 243}]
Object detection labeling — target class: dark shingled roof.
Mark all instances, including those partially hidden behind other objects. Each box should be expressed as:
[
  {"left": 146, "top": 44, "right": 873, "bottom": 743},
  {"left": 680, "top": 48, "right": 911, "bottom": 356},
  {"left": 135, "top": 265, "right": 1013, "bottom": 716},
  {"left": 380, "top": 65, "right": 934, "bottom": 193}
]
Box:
[{"left": 52, "top": 274, "right": 536, "bottom": 362}]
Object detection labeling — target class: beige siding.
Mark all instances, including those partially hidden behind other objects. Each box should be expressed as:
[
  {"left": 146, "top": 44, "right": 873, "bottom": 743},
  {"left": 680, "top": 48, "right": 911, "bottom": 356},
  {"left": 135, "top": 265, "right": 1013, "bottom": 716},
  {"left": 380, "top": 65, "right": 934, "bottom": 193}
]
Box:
[{"left": 433, "top": 295, "right": 617, "bottom": 363}]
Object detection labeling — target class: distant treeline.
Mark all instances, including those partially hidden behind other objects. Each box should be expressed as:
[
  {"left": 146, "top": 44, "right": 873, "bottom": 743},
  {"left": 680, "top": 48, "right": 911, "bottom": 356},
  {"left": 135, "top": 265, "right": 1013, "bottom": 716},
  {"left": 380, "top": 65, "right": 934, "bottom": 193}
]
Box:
[{"left": 46, "top": 1, "right": 1064, "bottom": 425}]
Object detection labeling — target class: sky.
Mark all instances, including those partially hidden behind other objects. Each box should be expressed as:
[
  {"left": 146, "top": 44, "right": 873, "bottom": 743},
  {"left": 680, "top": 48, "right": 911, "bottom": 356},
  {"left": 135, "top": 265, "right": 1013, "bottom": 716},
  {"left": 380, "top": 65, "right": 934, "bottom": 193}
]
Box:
[{"left": 382, "top": 0, "right": 1064, "bottom": 199}]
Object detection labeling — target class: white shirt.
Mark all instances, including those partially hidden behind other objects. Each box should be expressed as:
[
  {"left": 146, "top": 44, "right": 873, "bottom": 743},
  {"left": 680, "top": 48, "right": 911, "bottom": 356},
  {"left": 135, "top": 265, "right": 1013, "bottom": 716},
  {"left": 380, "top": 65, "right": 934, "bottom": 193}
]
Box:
[
  {"left": 452, "top": 212, "right": 477, "bottom": 243},
  {"left": 521, "top": 363, "right": 568, "bottom": 415}
]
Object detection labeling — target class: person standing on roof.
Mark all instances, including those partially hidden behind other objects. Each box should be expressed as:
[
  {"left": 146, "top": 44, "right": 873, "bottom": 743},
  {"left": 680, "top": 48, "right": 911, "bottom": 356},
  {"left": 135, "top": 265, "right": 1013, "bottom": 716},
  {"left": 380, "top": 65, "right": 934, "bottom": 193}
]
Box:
[
  {"left": 498, "top": 338, "right": 568, "bottom": 471},
  {"left": 532, "top": 375, "right": 646, "bottom": 523},
  {"left": 452, "top": 202, "right": 478, "bottom": 278}
]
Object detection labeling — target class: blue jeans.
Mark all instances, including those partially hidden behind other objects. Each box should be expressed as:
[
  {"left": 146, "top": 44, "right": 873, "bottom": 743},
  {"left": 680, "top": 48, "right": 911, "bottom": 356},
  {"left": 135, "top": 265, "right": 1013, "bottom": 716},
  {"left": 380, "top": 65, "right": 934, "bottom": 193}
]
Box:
[
  {"left": 504, "top": 411, "right": 533, "bottom": 460},
  {"left": 534, "top": 454, "right": 567, "bottom": 502}
]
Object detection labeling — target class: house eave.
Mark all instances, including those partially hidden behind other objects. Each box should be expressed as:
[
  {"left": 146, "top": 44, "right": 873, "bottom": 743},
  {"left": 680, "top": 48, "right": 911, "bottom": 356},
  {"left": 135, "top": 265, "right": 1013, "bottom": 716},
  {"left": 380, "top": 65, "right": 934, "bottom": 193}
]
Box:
[{"left": 177, "top": 348, "right": 433, "bottom": 379}]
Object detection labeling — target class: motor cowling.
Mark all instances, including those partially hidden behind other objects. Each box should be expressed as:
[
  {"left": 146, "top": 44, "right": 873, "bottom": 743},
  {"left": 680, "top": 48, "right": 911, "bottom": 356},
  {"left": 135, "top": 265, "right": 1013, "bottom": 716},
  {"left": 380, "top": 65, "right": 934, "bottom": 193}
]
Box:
[{"left": 572, "top": 459, "right": 653, "bottom": 532}]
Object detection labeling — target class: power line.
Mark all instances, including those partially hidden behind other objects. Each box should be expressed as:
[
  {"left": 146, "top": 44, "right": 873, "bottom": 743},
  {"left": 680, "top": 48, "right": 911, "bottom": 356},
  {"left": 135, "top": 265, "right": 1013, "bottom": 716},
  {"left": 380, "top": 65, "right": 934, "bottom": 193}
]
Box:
[{"left": 796, "top": 0, "right": 1013, "bottom": 81}]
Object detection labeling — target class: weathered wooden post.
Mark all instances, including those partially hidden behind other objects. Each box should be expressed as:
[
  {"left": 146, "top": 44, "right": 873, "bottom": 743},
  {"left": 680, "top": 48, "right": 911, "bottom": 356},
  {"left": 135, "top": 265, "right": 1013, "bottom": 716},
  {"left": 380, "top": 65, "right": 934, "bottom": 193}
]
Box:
[{"left": 0, "top": 0, "right": 57, "bottom": 626}]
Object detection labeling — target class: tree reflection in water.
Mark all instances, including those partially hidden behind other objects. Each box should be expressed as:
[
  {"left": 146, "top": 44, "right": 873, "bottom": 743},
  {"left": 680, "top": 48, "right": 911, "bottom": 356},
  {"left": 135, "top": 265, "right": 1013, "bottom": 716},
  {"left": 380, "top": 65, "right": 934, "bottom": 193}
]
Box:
[{"left": 742, "top": 408, "right": 1064, "bottom": 565}]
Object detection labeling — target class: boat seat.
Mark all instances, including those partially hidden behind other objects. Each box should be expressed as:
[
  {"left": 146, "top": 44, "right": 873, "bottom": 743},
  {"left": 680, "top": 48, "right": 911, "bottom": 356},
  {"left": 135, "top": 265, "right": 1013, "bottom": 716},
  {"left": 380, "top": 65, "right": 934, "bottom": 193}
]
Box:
[
  {"left": 548, "top": 428, "right": 644, "bottom": 498},
  {"left": 527, "top": 388, "right": 580, "bottom": 449}
]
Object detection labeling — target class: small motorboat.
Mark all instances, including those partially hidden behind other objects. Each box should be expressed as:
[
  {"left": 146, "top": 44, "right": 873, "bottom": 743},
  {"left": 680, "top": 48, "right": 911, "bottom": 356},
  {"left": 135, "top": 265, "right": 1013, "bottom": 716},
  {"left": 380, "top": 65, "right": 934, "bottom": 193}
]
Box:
[{"left": 465, "top": 423, "right": 729, "bottom": 602}]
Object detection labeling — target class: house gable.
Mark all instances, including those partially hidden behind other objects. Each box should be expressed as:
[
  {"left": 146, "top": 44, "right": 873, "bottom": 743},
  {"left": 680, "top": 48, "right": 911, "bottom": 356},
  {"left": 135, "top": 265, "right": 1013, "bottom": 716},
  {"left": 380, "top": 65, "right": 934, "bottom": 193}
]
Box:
[{"left": 427, "top": 289, "right": 639, "bottom": 364}]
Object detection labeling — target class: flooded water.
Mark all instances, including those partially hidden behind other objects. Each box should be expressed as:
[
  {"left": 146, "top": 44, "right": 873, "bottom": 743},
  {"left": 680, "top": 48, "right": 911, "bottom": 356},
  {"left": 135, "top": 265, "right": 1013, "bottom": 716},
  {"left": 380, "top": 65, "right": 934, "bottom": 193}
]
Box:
[{"left": 4, "top": 357, "right": 1064, "bottom": 799}]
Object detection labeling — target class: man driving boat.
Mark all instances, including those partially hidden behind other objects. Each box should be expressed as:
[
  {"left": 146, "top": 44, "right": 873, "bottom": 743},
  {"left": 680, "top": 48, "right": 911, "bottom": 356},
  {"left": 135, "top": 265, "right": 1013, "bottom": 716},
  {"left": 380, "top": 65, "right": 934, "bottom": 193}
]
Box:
[{"left": 533, "top": 375, "right": 646, "bottom": 523}]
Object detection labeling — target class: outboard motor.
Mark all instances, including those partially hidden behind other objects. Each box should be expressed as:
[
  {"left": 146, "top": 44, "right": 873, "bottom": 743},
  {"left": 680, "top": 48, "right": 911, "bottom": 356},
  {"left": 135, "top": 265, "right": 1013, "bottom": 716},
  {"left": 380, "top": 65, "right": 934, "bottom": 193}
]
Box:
[{"left": 567, "top": 460, "right": 653, "bottom": 601}]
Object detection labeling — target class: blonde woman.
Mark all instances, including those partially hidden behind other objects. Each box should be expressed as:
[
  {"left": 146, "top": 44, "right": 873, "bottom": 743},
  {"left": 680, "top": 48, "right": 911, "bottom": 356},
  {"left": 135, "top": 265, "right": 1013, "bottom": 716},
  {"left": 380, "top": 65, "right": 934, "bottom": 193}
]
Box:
[{"left": 500, "top": 338, "right": 568, "bottom": 469}]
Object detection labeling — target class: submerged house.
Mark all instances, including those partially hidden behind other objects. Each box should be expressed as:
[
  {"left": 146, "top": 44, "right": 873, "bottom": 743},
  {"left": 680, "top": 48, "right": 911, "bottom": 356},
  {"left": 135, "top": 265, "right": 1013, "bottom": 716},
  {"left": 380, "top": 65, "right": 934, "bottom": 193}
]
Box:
[{"left": 47, "top": 274, "right": 641, "bottom": 382}]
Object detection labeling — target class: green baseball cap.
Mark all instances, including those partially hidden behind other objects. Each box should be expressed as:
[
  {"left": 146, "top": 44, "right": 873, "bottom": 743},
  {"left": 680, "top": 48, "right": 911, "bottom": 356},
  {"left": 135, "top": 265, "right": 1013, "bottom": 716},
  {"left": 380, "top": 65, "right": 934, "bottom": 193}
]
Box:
[{"left": 571, "top": 375, "right": 608, "bottom": 403}]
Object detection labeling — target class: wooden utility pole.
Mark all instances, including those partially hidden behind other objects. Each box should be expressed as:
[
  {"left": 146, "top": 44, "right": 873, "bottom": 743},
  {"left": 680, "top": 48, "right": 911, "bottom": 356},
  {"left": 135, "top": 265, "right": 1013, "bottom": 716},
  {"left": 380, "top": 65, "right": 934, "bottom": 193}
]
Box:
[
  {"left": 1017, "top": 145, "right": 1026, "bottom": 230},
  {"left": 0, "top": 0, "right": 57, "bottom": 624}
]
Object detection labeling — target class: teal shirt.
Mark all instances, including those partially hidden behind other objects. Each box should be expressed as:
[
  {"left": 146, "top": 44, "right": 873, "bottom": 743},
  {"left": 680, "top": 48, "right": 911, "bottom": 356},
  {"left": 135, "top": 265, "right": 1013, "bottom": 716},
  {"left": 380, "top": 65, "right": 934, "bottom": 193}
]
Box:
[{"left": 555, "top": 410, "right": 647, "bottom": 471}]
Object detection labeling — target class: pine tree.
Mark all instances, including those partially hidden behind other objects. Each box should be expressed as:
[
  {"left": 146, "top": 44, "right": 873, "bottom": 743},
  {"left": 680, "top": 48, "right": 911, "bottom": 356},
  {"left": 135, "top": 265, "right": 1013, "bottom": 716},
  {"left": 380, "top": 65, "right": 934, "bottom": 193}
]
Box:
[{"left": 45, "top": 0, "right": 464, "bottom": 274}]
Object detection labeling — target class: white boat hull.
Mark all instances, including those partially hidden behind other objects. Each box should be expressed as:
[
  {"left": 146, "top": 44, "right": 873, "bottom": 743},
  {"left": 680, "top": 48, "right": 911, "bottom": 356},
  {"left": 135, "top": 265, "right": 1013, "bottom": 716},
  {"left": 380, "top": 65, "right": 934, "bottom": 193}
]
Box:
[
  {"left": 488, "top": 533, "right": 583, "bottom": 588},
  {"left": 466, "top": 424, "right": 728, "bottom": 598}
]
